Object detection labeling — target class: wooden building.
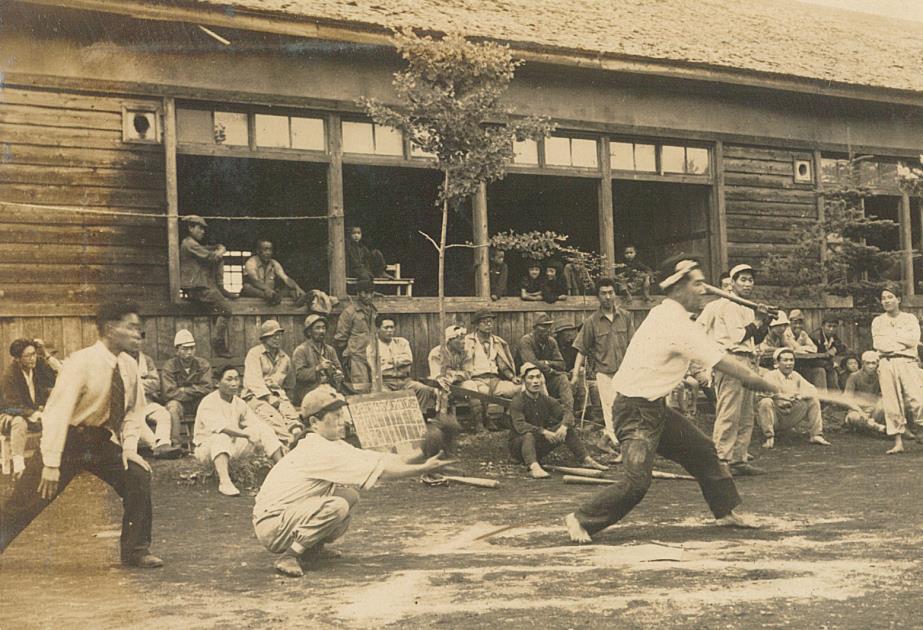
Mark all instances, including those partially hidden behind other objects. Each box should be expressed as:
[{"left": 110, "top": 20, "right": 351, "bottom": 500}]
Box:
[{"left": 1, "top": 0, "right": 922, "bottom": 370}]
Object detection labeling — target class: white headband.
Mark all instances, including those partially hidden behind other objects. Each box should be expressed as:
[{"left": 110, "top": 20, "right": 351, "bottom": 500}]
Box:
[{"left": 659, "top": 259, "right": 699, "bottom": 290}]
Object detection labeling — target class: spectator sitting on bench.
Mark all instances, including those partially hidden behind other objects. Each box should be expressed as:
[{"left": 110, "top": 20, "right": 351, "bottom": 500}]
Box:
[
  {"left": 194, "top": 366, "right": 284, "bottom": 497},
  {"left": 243, "top": 320, "right": 303, "bottom": 443},
  {"left": 293, "top": 314, "right": 344, "bottom": 403},
  {"left": 0, "top": 339, "right": 56, "bottom": 479},
  {"left": 368, "top": 314, "right": 439, "bottom": 416},
  {"left": 347, "top": 225, "right": 391, "bottom": 279},
  {"left": 619, "top": 244, "right": 653, "bottom": 302},
  {"left": 179, "top": 214, "right": 232, "bottom": 358},
  {"left": 130, "top": 337, "right": 182, "bottom": 460},
  {"left": 461, "top": 309, "right": 521, "bottom": 432},
  {"left": 240, "top": 239, "right": 308, "bottom": 307},
  {"left": 161, "top": 329, "right": 213, "bottom": 443},
  {"left": 520, "top": 262, "right": 544, "bottom": 301}
]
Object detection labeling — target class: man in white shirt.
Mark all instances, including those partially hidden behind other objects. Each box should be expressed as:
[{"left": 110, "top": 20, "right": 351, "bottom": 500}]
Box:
[
  {"left": 460, "top": 309, "right": 520, "bottom": 431},
  {"left": 242, "top": 320, "right": 302, "bottom": 443},
  {"left": 367, "top": 314, "right": 438, "bottom": 416},
  {"left": 564, "top": 257, "right": 780, "bottom": 544},
  {"left": 194, "top": 366, "right": 284, "bottom": 497},
  {"left": 252, "top": 385, "right": 453, "bottom": 577},
  {"left": 0, "top": 301, "right": 163, "bottom": 569},
  {"left": 756, "top": 348, "right": 831, "bottom": 449}
]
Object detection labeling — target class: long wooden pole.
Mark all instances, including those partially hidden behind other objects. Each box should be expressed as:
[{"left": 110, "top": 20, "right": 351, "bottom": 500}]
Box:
[{"left": 163, "top": 97, "right": 180, "bottom": 302}]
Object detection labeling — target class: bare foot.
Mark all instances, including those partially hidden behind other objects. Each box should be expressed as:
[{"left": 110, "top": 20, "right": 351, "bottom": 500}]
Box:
[
  {"left": 529, "top": 463, "right": 551, "bottom": 479},
  {"left": 761, "top": 438, "right": 774, "bottom": 449},
  {"left": 607, "top": 452, "right": 623, "bottom": 464},
  {"left": 582, "top": 457, "right": 609, "bottom": 471},
  {"left": 886, "top": 444, "right": 905, "bottom": 455},
  {"left": 808, "top": 435, "right": 831, "bottom": 446},
  {"left": 715, "top": 511, "right": 761, "bottom": 529},
  {"left": 565, "top": 513, "right": 592, "bottom": 544}
]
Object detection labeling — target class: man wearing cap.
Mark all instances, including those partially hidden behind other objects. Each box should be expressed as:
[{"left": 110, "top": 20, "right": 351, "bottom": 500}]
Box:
[
  {"left": 428, "top": 325, "right": 469, "bottom": 388},
  {"left": 293, "top": 314, "right": 344, "bottom": 404},
  {"left": 242, "top": 320, "right": 301, "bottom": 442},
  {"left": 756, "top": 348, "right": 831, "bottom": 449},
  {"left": 707, "top": 263, "right": 772, "bottom": 476},
  {"left": 786, "top": 309, "right": 829, "bottom": 389},
  {"left": 179, "top": 215, "right": 232, "bottom": 358},
  {"left": 161, "top": 329, "right": 213, "bottom": 441},
  {"left": 516, "top": 312, "right": 574, "bottom": 412},
  {"left": 564, "top": 257, "right": 780, "bottom": 544},
  {"left": 334, "top": 277, "right": 378, "bottom": 394},
  {"left": 252, "top": 385, "right": 453, "bottom": 577},
  {"left": 194, "top": 366, "right": 284, "bottom": 497},
  {"left": 461, "top": 309, "right": 520, "bottom": 431},
  {"left": 368, "top": 314, "right": 438, "bottom": 416},
  {"left": 811, "top": 315, "right": 848, "bottom": 391},
  {"left": 571, "top": 277, "right": 633, "bottom": 451},
  {"left": 759, "top": 310, "right": 794, "bottom": 353},
  {"left": 843, "top": 351, "right": 887, "bottom": 434},
  {"left": 240, "top": 239, "right": 308, "bottom": 306},
  {"left": 510, "top": 363, "right": 607, "bottom": 478}
]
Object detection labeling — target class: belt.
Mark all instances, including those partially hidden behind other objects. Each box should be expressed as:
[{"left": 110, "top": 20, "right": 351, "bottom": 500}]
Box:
[
  {"left": 879, "top": 353, "right": 916, "bottom": 360},
  {"left": 729, "top": 351, "right": 756, "bottom": 357}
]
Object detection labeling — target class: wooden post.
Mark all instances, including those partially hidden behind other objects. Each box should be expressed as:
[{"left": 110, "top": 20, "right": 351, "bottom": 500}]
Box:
[
  {"left": 473, "top": 183, "right": 490, "bottom": 298},
  {"left": 900, "top": 191, "right": 914, "bottom": 296},
  {"left": 327, "top": 113, "right": 347, "bottom": 298},
  {"left": 814, "top": 150, "right": 827, "bottom": 285},
  {"left": 163, "top": 97, "right": 180, "bottom": 302},
  {"left": 598, "top": 138, "right": 616, "bottom": 276},
  {"left": 712, "top": 141, "right": 729, "bottom": 274}
]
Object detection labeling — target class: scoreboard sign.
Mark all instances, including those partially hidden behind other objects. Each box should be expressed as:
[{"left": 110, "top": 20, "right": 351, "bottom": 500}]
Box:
[{"left": 347, "top": 390, "right": 426, "bottom": 452}]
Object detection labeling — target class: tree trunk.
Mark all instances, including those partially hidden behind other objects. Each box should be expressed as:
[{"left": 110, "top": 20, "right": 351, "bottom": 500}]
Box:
[{"left": 439, "top": 170, "right": 449, "bottom": 337}]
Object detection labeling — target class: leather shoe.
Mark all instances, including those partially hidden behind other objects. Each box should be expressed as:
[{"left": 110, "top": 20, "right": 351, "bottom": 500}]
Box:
[
  {"left": 123, "top": 552, "right": 164, "bottom": 569},
  {"left": 730, "top": 462, "right": 766, "bottom": 477},
  {"left": 153, "top": 444, "right": 183, "bottom": 459}
]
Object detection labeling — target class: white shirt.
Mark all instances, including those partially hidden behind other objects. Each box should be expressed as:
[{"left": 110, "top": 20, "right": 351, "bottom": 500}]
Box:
[
  {"left": 872, "top": 311, "right": 921, "bottom": 358},
  {"left": 368, "top": 337, "right": 413, "bottom": 378},
  {"left": 709, "top": 298, "right": 760, "bottom": 354},
  {"left": 193, "top": 390, "right": 262, "bottom": 447},
  {"left": 22, "top": 368, "right": 35, "bottom": 405},
  {"left": 611, "top": 298, "right": 725, "bottom": 401},
  {"left": 253, "top": 433, "right": 395, "bottom": 520}
]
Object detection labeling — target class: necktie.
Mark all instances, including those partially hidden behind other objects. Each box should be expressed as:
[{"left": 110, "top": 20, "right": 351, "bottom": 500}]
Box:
[{"left": 109, "top": 363, "right": 126, "bottom": 436}]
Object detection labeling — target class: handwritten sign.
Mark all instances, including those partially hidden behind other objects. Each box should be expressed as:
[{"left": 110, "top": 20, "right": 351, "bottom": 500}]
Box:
[{"left": 347, "top": 390, "right": 426, "bottom": 452}]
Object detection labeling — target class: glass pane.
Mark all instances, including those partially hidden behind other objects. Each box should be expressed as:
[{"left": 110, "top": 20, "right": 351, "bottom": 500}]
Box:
[
  {"left": 879, "top": 162, "right": 899, "bottom": 188},
  {"left": 342, "top": 121, "right": 375, "bottom": 154},
  {"left": 291, "top": 117, "right": 325, "bottom": 151},
  {"left": 544, "top": 136, "right": 572, "bottom": 166},
  {"left": 513, "top": 139, "right": 539, "bottom": 165},
  {"left": 254, "top": 114, "right": 290, "bottom": 148},
  {"left": 858, "top": 160, "right": 879, "bottom": 188},
  {"left": 634, "top": 144, "right": 657, "bottom": 172},
  {"left": 686, "top": 147, "right": 710, "bottom": 175},
  {"left": 820, "top": 158, "right": 841, "bottom": 186},
  {"left": 374, "top": 125, "right": 404, "bottom": 156},
  {"left": 176, "top": 108, "right": 214, "bottom": 144},
  {"left": 213, "top": 111, "right": 248, "bottom": 146},
  {"left": 571, "top": 138, "right": 598, "bottom": 168},
  {"left": 610, "top": 142, "right": 634, "bottom": 170},
  {"left": 662, "top": 145, "right": 685, "bottom": 173}
]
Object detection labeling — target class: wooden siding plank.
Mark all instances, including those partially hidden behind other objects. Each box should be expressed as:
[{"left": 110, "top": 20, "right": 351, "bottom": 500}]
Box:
[
  {"left": 0, "top": 202, "right": 164, "bottom": 226},
  {"left": 0, "top": 104, "right": 122, "bottom": 131},
  {"left": 724, "top": 173, "right": 812, "bottom": 190},
  {"left": 727, "top": 228, "right": 799, "bottom": 244},
  {"left": 60, "top": 316, "right": 84, "bottom": 356},
  {"left": 0, "top": 183, "right": 165, "bottom": 208},
  {"left": 1, "top": 144, "right": 165, "bottom": 170},
  {"left": 0, "top": 222, "right": 166, "bottom": 246},
  {"left": 40, "top": 316, "right": 64, "bottom": 355},
  {"left": 0, "top": 123, "right": 157, "bottom": 151},
  {"left": 0, "top": 163, "right": 165, "bottom": 190},
  {"left": 0, "top": 87, "right": 128, "bottom": 113},
  {"left": 723, "top": 157, "right": 795, "bottom": 176},
  {"left": 725, "top": 200, "right": 818, "bottom": 218},
  {"left": 0, "top": 243, "right": 167, "bottom": 266},
  {"left": 0, "top": 284, "right": 169, "bottom": 304},
  {"left": 724, "top": 186, "right": 817, "bottom": 204},
  {"left": 0, "top": 263, "right": 168, "bottom": 285},
  {"left": 726, "top": 215, "right": 814, "bottom": 230},
  {"left": 723, "top": 145, "right": 813, "bottom": 162},
  {"left": 727, "top": 243, "right": 800, "bottom": 257}
]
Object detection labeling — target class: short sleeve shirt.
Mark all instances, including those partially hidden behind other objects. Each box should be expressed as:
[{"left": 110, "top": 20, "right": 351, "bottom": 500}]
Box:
[{"left": 573, "top": 307, "right": 632, "bottom": 375}]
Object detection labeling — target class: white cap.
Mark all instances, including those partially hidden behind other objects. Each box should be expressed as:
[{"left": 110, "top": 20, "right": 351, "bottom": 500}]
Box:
[
  {"left": 444, "top": 325, "right": 466, "bottom": 342},
  {"left": 861, "top": 350, "right": 880, "bottom": 363},
  {"left": 173, "top": 329, "right": 195, "bottom": 347},
  {"left": 729, "top": 264, "right": 754, "bottom": 280},
  {"left": 770, "top": 311, "right": 790, "bottom": 326},
  {"left": 773, "top": 347, "right": 795, "bottom": 363}
]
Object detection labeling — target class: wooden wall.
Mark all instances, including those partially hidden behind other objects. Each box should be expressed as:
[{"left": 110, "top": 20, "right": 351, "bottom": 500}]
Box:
[
  {"left": 723, "top": 144, "right": 818, "bottom": 270},
  {"left": 0, "top": 86, "right": 169, "bottom": 304}
]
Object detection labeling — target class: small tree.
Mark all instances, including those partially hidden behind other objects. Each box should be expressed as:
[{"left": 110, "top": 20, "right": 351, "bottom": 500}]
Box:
[
  {"left": 761, "top": 157, "right": 902, "bottom": 322},
  {"left": 363, "top": 30, "right": 554, "bottom": 332}
]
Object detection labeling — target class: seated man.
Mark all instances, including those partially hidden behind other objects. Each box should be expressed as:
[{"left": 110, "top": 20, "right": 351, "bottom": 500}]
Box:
[
  {"left": 838, "top": 352, "right": 860, "bottom": 390},
  {"left": 619, "top": 244, "right": 653, "bottom": 301},
  {"left": 369, "top": 315, "right": 438, "bottom": 416},
  {"left": 515, "top": 312, "right": 574, "bottom": 412},
  {"left": 554, "top": 322, "right": 586, "bottom": 412},
  {"left": 179, "top": 214, "right": 232, "bottom": 357},
  {"left": 194, "top": 366, "right": 284, "bottom": 497},
  {"left": 161, "top": 329, "right": 213, "bottom": 438},
  {"left": 252, "top": 385, "right": 452, "bottom": 577},
  {"left": 811, "top": 315, "right": 848, "bottom": 391},
  {"left": 427, "top": 324, "right": 470, "bottom": 446},
  {"left": 519, "top": 263, "right": 544, "bottom": 301},
  {"left": 843, "top": 351, "right": 887, "bottom": 435},
  {"left": 756, "top": 348, "right": 831, "bottom": 449},
  {"left": 509, "top": 363, "right": 607, "bottom": 478},
  {"left": 541, "top": 265, "right": 568, "bottom": 304},
  {"left": 488, "top": 248, "right": 509, "bottom": 301},
  {"left": 787, "top": 309, "right": 826, "bottom": 388},
  {"left": 242, "top": 320, "right": 302, "bottom": 442},
  {"left": 346, "top": 225, "right": 389, "bottom": 279},
  {"left": 0, "top": 339, "right": 56, "bottom": 479},
  {"left": 293, "top": 314, "right": 344, "bottom": 404},
  {"left": 240, "top": 239, "right": 307, "bottom": 306},
  {"left": 461, "top": 309, "right": 521, "bottom": 431},
  {"left": 759, "top": 311, "right": 793, "bottom": 352},
  {"left": 131, "top": 340, "right": 182, "bottom": 459}
]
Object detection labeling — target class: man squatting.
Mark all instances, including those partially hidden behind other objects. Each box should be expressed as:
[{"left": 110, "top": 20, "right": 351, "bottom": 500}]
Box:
[{"left": 565, "top": 256, "right": 781, "bottom": 543}]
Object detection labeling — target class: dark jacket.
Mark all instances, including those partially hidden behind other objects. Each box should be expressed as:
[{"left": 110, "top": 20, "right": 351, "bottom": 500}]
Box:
[
  {"left": 515, "top": 333, "right": 566, "bottom": 376},
  {"left": 0, "top": 358, "right": 56, "bottom": 417},
  {"left": 161, "top": 355, "right": 214, "bottom": 403},
  {"left": 509, "top": 390, "right": 573, "bottom": 436},
  {"left": 810, "top": 328, "right": 848, "bottom": 367},
  {"left": 180, "top": 235, "right": 223, "bottom": 290}
]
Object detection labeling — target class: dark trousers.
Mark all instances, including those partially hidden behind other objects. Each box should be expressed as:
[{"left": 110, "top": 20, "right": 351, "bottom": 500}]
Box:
[
  {"left": 185, "top": 286, "right": 231, "bottom": 346},
  {"left": 422, "top": 413, "right": 463, "bottom": 457},
  {"left": 510, "top": 427, "right": 588, "bottom": 465},
  {"left": 0, "top": 426, "right": 153, "bottom": 561},
  {"left": 575, "top": 395, "right": 740, "bottom": 535}
]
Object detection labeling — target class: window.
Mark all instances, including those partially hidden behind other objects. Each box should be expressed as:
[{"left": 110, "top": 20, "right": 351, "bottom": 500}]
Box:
[
  {"left": 221, "top": 250, "right": 251, "bottom": 295},
  {"left": 544, "top": 136, "right": 598, "bottom": 168},
  {"left": 661, "top": 145, "right": 686, "bottom": 173},
  {"left": 821, "top": 156, "right": 903, "bottom": 192},
  {"left": 513, "top": 139, "right": 539, "bottom": 165},
  {"left": 254, "top": 114, "right": 289, "bottom": 148},
  {"left": 343, "top": 121, "right": 405, "bottom": 156},
  {"left": 213, "top": 112, "right": 248, "bottom": 146},
  {"left": 610, "top": 140, "right": 710, "bottom": 176},
  {"left": 176, "top": 107, "right": 326, "bottom": 152}
]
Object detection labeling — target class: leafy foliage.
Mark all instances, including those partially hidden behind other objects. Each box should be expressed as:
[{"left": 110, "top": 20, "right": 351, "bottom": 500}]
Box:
[{"left": 489, "top": 229, "right": 609, "bottom": 283}]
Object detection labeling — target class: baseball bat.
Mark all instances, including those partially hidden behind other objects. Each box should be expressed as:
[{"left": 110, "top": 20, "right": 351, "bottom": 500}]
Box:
[
  {"left": 563, "top": 472, "right": 695, "bottom": 485},
  {"left": 549, "top": 466, "right": 604, "bottom": 478},
  {"left": 442, "top": 475, "right": 500, "bottom": 489},
  {"left": 703, "top": 284, "right": 780, "bottom": 317}
]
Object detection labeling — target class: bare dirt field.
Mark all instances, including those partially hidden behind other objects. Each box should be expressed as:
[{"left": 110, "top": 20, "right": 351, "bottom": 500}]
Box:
[{"left": 2, "top": 421, "right": 921, "bottom": 629}]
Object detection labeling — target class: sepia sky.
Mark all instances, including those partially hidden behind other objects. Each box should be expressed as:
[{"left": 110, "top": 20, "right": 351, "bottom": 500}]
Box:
[{"left": 798, "top": 0, "right": 923, "bottom": 22}]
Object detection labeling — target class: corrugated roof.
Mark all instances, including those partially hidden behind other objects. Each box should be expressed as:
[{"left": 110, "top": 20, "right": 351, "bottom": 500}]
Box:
[{"left": 173, "top": 0, "right": 923, "bottom": 94}]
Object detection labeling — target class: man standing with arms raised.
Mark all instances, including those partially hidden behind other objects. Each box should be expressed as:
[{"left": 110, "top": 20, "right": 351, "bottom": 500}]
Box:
[
  {"left": 565, "top": 258, "right": 779, "bottom": 543},
  {"left": 0, "top": 301, "right": 162, "bottom": 568}
]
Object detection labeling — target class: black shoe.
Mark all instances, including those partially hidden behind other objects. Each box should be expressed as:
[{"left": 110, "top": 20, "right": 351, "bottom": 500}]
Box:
[
  {"left": 730, "top": 462, "right": 766, "bottom": 477},
  {"left": 153, "top": 444, "right": 183, "bottom": 460},
  {"left": 122, "top": 551, "right": 164, "bottom": 569}
]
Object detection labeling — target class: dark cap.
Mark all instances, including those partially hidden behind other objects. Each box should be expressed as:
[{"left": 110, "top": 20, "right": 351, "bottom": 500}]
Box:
[
  {"left": 533, "top": 312, "right": 554, "bottom": 327},
  {"left": 472, "top": 308, "right": 495, "bottom": 323}
]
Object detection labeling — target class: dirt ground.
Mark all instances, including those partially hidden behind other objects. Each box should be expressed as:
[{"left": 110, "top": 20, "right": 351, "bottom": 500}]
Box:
[{"left": 2, "top": 415, "right": 922, "bottom": 630}]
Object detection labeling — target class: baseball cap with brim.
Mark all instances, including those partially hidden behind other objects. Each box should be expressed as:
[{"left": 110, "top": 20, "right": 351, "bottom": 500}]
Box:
[
  {"left": 472, "top": 308, "right": 495, "bottom": 323},
  {"left": 729, "top": 264, "right": 754, "bottom": 280},
  {"left": 301, "top": 384, "right": 348, "bottom": 418},
  {"left": 519, "top": 362, "right": 542, "bottom": 379},
  {"left": 554, "top": 322, "right": 579, "bottom": 334},
  {"left": 788, "top": 309, "right": 805, "bottom": 322},
  {"left": 173, "top": 329, "right": 196, "bottom": 347},
  {"left": 533, "top": 312, "right": 554, "bottom": 327},
  {"left": 259, "top": 319, "right": 285, "bottom": 339},
  {"left": 182, "top": 214, "right": 207, "bottom": 227},
  {"left": 773, "top": 347, "right": 795, "bottom": 363},
  {"left": 770, "top": 311, "right": 790, "bottom": 326}
]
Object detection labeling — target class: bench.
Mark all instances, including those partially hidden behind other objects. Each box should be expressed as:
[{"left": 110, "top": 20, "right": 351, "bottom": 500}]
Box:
[{"left": 347, "top": 263, "right": 414, "bottom": 297}]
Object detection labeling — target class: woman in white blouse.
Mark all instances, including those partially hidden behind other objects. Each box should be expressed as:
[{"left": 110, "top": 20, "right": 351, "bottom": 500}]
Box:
[{"left": 871, "top": 283, "right": 923, "bottom": 454}]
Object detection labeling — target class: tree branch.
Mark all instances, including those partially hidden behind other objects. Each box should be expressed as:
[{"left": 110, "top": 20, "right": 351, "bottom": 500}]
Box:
[{"left": 418, "top": 230, "right": 441, "bottom": 252}]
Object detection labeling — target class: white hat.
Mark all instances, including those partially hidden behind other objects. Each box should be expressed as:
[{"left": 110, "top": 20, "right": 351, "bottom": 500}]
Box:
[
  {"left": 773, "top": 347, "right": 795, "bottom": 363},
  {"left": 861, "top": 350, "right": 880, "bottom": 363},
  {"left": 300, "top": 384, "right": 347, "bottom": 418},
  {"left": 519, "top": 362, "right": 543, "bottom": 378},
  {"left": 259, "top": 319, "right": 285, "bottom": 339},
  {"left": 444, "top": 325, "right": 466, "bottom": 342},
  {"left": 729, "top": 264, "right": 754, "bottom": 280},
  {"left": 770, "top": 311, "right": 790, "bottom": 326},
  {"left": 173, "top": 329, "right": 195, "bottom": 347}
]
